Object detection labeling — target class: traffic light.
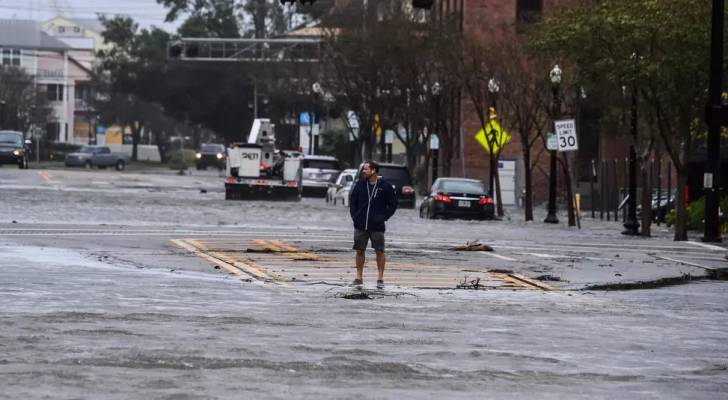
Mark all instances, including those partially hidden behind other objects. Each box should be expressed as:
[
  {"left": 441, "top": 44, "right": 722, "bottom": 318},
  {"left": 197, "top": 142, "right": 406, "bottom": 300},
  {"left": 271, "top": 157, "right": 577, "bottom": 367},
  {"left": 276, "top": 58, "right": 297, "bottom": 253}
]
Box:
[
  {"left": 168, "top": 40, "right": 183, "bottom": 58},
  {"left": 412, "top": 0, "right": 433, "bottom": 9},
  {"left": 168, "top": 40, "right": 199, "bottom": 59}
]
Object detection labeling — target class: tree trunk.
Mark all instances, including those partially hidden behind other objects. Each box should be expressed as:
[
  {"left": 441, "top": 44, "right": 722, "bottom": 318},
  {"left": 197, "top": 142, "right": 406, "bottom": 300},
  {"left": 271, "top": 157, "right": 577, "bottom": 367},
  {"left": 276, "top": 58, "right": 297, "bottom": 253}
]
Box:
[
  {"left": 131, "top": 123, "right": 142, "bottom": 162},
  {"left": 440, "top": 125, "right": 452, "bottom": 177},
  {"left": 192, "top": 124, "right": 201, "bottom": 151},
  {"left": 422, "top": 145, "right": 431, "bottom": 194},
  {"left": 155, "top": 130, "right": 167, "bottom": 164},
  {"left": 673, "top": 170, "right": 688, "bottom": 241},
  {"left": 640, "top": 165, "right": 651, "bottom": 237},
  {"left": 523, "top": 150, "right": 533, "bottom": 221}
]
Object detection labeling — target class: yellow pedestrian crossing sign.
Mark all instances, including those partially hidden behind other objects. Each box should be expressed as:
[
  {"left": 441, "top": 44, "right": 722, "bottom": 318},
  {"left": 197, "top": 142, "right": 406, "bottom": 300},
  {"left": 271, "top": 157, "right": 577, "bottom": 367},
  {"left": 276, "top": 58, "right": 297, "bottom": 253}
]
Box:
[{"left": 474, "top": 118, "right": 510, "bottom": 154}]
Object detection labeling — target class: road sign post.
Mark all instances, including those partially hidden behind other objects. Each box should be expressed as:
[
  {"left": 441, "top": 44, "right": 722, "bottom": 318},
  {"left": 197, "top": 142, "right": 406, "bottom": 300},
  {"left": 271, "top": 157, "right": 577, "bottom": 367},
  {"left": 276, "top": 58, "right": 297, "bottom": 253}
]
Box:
[{"left": 554, "top": 119, "right": 578, "bottom": 152}]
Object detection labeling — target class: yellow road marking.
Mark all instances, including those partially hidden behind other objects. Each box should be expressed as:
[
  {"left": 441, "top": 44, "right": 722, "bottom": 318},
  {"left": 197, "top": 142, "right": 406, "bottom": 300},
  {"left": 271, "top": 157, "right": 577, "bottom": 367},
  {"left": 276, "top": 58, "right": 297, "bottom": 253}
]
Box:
[
  {"left": 170, "top": 239, "right": 288, "bottom": 286},
  {"left": 209, "top": 251, "right": 278, "bottom": 282},
  {"left": 254, "top": 239, "right": 323, "bottom": 261},
  {"left": 170, "top": 239, "right": 244, "bottom": 277},
  {"left": 255, "top": 239, "right": 282, "bottom": 252},
  {"left": 270, "top": 240, "right": 299, "bottom": 252},
  {"left": 508, "top": 273, "right": 555, "bottom": 291},
  {"left": 175, "top": 238, "right": 554, "bottom": 291}
]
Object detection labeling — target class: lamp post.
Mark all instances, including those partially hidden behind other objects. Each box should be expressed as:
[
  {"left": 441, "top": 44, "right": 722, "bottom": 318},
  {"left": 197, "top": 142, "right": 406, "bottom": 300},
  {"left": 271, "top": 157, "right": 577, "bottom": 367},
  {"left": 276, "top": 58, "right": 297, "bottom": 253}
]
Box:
[
  {"left": 623, "top": 54, "right": 640, "bottom": 235},
  {"left": 487, "top": 78, "right": 500, "bottom": 199},
  {"left": 430, "top": 82, "right": 441, "bottom": 185},
  {"left": 544, "top": 64, "right": 561, "bottom": 224}
]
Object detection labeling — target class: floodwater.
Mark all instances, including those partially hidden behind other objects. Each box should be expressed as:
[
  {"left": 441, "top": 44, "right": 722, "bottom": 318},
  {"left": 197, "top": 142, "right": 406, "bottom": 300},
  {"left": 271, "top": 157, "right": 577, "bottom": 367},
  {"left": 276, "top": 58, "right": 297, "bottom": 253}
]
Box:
[{"left": 1, "top": 245, "right": 726, "bottom": 399}]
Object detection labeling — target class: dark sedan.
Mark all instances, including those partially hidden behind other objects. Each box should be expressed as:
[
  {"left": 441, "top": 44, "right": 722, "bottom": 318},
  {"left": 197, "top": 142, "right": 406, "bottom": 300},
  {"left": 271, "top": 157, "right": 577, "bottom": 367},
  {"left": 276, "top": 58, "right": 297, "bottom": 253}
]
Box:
[
  {"left": 419, "top": 178, "right": 494, "bottom": 220},
  {"left": 0, "top": 130, "right": 30, "bottom": 169}
]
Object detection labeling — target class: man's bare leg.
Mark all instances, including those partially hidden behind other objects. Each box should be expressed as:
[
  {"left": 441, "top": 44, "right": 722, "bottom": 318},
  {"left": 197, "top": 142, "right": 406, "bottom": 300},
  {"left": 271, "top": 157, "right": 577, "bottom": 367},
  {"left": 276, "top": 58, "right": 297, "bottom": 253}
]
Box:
[
  {"left": 375, "top": 251, "right": 385, "bottom": 281},
  {"left": 356, "top": 250, "right": 366, "bottom": 281}
]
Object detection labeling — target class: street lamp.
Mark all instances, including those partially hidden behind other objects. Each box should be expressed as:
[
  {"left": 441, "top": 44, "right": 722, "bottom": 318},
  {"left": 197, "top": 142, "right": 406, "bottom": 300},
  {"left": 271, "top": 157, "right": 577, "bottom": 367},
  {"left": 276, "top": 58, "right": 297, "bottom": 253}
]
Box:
[
  {"left": 487, "top": 78, "right": 500, "bottom": 199},
  {"left": 544, "top": 64, "right": 561, "bottom": 224},
  {"left": 622, "top": 54, "right": 640, "bottom": 235}
]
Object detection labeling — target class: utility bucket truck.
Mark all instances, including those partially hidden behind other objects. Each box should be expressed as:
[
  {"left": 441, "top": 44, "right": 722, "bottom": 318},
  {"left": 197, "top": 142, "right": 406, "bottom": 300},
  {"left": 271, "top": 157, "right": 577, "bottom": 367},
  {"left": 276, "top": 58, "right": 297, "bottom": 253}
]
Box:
[{"left": 224, "top": 119, "right": 303, "bottom": 201}]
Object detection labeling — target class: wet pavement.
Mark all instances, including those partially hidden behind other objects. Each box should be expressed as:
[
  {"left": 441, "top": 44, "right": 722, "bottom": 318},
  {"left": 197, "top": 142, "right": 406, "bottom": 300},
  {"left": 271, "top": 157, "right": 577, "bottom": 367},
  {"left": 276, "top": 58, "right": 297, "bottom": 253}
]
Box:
[{"left": 1, "top": 167, "right": 727, "bottom": 398}]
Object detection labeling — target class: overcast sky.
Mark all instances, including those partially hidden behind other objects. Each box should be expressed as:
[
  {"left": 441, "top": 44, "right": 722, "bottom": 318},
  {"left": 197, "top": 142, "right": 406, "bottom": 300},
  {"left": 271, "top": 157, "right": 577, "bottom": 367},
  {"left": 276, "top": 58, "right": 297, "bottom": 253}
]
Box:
[{"left": 0, "top": 0, "right": 181, "bottom": 31}]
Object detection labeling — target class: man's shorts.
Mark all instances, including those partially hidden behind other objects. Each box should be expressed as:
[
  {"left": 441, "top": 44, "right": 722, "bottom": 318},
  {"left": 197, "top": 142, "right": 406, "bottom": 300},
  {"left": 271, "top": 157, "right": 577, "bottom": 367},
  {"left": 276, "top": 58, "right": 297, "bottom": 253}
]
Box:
[{"left": 353, "top": 229, "right": 385, "bottom": 252}]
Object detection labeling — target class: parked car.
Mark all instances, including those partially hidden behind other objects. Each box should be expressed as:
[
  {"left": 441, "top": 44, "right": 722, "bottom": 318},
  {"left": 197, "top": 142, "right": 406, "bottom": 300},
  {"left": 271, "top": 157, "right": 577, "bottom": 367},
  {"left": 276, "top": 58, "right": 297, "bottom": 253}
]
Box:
[
  {"left": 0, "top": 130, "right": 30, "bottom": 169},
  {"left": 302, "top": 155, "right": 341, "bottom": 197},
  {"left": 356, "top": 162, "right": 416, "bottom": 209},
  {"left": 637, "top": 191, "right": 676, "bottom": 222},
  {"left": 327, "top": 168, "right": 357, "bottom": 206},
  {"left": 196, "top": 143, "right": 226, "bottom": 170},
  {"left": 64, "top": 145, "right": 129, "bottom": 171},
  {"left": 419, "top": 177, "right": 495, "bottom": 220}
]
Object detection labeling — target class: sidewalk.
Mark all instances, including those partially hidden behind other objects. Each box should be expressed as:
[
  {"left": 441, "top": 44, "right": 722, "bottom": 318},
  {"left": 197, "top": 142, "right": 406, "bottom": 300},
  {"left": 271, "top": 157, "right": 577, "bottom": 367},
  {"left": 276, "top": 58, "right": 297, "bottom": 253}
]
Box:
[{"left": 479, "top": 206, "right": 728, "bottom": 290}]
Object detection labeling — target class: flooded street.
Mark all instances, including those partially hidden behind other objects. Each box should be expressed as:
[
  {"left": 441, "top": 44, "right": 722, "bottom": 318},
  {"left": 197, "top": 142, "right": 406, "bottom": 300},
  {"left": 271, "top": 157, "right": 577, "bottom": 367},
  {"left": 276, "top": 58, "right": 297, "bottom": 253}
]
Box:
[{"left": 1, "top": 168, "right": 727, "bottom": 399}]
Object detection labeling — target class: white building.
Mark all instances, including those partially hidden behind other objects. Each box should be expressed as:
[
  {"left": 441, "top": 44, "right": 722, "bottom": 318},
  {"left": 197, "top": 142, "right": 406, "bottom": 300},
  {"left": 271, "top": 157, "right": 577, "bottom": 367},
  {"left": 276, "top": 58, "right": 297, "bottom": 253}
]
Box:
[{"left": 0, "top": 19, "right": 97, "bottom": 144}]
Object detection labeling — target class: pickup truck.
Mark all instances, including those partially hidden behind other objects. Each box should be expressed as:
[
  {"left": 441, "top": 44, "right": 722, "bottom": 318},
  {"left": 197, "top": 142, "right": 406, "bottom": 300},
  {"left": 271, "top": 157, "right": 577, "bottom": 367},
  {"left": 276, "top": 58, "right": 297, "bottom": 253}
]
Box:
[{"left": 64, "top": 145, "right": 130, "bottom": 171}]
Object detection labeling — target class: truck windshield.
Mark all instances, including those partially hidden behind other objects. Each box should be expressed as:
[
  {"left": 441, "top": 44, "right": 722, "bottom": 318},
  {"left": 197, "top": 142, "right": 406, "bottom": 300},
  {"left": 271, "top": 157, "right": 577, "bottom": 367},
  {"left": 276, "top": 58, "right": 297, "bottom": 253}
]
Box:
[
  {"left": 202, "top": 144, "right": 223, "bottom": 153},
  {"left": 78, "top": 146, "right": 95, "bottom": 153},
  {"left": 0, "top": 131, "right": 22, "bottom": 145}
]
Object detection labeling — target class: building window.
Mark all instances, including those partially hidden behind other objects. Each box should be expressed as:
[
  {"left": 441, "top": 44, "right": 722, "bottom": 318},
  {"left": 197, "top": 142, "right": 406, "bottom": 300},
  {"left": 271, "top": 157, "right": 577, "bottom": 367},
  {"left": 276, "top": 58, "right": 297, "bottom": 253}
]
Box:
[
  {"left": 47, "top": 84, "right": 64, "bottom": 101},
  {"left": 46, "top": 122, "right": 60, "bottom": 141},
  {"left": 58, "top": 26, "right": 65, "bottom": 33},
  {"left": 1, "top": 49, "right": 21, "bottom": 66},
  {"left": 73, "top": 26, "right": 81, "bottom": 33},
  {"left": 517, "top": 0, "right": 543, "bottom": 26},
  {"left": 75, "top": 84, "right": 92, "bottom": 100}
]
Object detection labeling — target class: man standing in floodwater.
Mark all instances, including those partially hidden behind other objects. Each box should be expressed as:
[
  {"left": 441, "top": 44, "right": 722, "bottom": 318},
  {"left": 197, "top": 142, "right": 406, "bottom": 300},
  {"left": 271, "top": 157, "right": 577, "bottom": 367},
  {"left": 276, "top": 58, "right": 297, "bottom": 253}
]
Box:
[{"left": 349, "top": 160, "right": 398, "bottom": 289}]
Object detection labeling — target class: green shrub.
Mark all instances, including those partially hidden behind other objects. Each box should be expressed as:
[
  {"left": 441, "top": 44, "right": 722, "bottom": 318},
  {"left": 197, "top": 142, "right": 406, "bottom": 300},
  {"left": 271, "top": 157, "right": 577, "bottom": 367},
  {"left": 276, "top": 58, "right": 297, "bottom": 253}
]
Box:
[
  {"left": 665, "top": 195, "right": 728, "bottom": 232},
  {"left": 167, "top": 149, "right": 197, "bottom": 170}
]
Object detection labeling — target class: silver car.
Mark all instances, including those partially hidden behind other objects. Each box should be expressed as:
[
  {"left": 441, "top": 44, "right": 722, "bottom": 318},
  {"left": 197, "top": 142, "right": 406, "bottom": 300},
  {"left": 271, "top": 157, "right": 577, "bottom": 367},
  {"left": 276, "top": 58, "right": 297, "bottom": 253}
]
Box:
[
  {"left": 65, "top": 145, "right": 129, "bottom": 170},
  {"left": 326, "top": 168, "right": 357, "bottom": 206},
  {"left": 302, "top": 155, "right": 340, "bottom": 197}
]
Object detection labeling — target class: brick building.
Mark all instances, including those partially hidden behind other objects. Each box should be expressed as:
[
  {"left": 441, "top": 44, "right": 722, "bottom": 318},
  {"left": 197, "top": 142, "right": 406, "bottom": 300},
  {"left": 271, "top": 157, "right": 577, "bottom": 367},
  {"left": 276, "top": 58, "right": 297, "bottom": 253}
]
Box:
[
  {"left": 332, "top": 0, "right": 606, "bottom": 207},
  {"left": 433, "top": 0, "right": 596, "bottom": 207}
]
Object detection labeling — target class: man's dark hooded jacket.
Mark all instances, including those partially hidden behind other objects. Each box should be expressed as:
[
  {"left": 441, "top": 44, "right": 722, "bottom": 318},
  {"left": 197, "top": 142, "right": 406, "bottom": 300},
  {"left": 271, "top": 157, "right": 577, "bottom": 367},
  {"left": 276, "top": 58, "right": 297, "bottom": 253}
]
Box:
[{"left": 349, "top": 177, "right": 398, "bottom": 232}]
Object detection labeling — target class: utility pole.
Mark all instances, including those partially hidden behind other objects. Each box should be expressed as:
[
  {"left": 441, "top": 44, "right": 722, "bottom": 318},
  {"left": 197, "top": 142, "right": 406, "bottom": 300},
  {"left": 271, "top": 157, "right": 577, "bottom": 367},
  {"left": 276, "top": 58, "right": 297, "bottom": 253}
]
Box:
[{"left": 703, "top": 0, "right": 724, "bottom": 242}]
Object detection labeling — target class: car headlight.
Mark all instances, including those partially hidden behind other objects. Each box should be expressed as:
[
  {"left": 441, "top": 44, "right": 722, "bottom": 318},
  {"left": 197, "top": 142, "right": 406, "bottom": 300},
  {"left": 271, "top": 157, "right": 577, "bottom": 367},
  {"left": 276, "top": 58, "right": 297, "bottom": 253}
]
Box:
[
  {"left": 12, "top": 149, "right": 22, "bottom": 156},
  {"left": 196, "top": 153, "right": 202, "bottom": 159},
  {"left": 216, "top": 153, "right": 223, "bottom": 159}
]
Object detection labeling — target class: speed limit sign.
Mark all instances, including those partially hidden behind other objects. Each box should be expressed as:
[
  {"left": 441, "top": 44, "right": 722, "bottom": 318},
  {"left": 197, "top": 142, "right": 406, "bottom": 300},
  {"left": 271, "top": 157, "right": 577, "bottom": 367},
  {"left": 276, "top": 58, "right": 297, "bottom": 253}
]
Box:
[{"left": 554, "top": 119, "right": 578, "bottom": 152}]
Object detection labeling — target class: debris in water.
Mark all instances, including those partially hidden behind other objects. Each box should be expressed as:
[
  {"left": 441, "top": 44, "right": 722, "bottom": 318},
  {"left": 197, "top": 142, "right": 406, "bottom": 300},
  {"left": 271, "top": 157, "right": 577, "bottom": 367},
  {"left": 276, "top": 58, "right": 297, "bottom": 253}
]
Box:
[
  {"left": 341, "top": 292, "right": 372, "bottom": 300},
  {"left": 246, "top": 248, "right": 274, "bottom": 253},
  {"left": 450, "top": 240, "right": 493, "bottom": 252},
  {"left": 456, "top": 275, "right": 484, "bottom": 289},
  {"left": 535, "top": 274, "right": 561, "bottom": 282}
]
